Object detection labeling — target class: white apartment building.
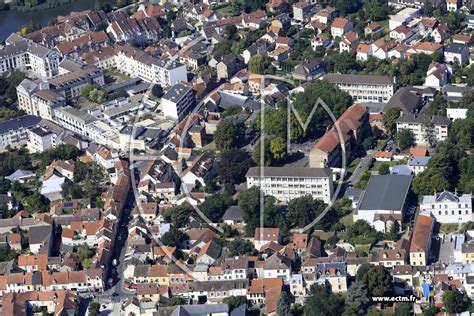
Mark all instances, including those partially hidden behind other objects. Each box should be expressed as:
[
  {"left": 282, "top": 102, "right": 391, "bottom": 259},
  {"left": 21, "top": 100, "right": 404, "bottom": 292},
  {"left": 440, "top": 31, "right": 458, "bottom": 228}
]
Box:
[
  {"left": 54, "top": 106, "right": 97, "bottom": 138},
  {"left": 396, "top": 113, "right": 450, "bottom": 146},
  {"left": 0, "top": 115, "right": 41, "bottom": 151},
  {"left": 115, "top": 45, "right": 187, "bottom": 87},
  {"left": 421, "top": 191, "right": 473, "bottom": 223},
  {"left": 323, "top": 74, "right": 396, "bottom": 103},
  {"left": 0, "top": 34, "right": 60, "bottom": 79},
  {"left": 246, "top": 167, "right": 333, "bottom": 204},
  {"left": 27, "top": 126, "right": 57, "bottom": 153},
  {"left": 17, "top": 80, "right": 66, "bottom": 120},
  {"left": 161, "top": 83, "right": 196, "bottom": 120},
  {"left": 152, "top": 58, "right": 188, "bottom": 87}
]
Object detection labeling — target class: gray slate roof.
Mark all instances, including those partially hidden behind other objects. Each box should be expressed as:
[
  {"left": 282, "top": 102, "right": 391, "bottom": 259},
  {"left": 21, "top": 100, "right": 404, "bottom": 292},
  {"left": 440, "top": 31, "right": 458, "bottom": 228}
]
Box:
[
  {"left": 358, "top": 174, "right": 413, "bottom": 211},
  {"left": 0, "top": 115, "right": 41, "bottom": 135},
  {"left": 324, "top": 73, "right": 394, "bottom": 85},
  {"left": 246, "top": 167, "right": 332, "bottom": 178}
]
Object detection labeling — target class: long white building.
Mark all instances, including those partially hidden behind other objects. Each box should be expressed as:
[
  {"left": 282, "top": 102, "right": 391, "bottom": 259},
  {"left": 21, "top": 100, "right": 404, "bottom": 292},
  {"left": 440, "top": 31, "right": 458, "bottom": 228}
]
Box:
[
  {"left": 421, "top": 191, "right": 473, "bottom": 223},
  {"left": 323, "top": 74, "right": 396, "bottom": 103},
  {"left": 246, "top": 167, "right": 333, "bottom": 204},
  {"left": 115, "top": 45, "right": 187, "bottom": 87}
]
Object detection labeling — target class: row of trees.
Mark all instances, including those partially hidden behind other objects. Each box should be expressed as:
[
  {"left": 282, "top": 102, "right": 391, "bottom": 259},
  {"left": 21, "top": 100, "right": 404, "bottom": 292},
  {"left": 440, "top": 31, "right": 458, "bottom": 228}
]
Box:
[
  {"left": 0, "top": 70, "right": 26, "bottom": 122},
  {"left": 256, "top": 80, "right": 352, "bottom": 142}
]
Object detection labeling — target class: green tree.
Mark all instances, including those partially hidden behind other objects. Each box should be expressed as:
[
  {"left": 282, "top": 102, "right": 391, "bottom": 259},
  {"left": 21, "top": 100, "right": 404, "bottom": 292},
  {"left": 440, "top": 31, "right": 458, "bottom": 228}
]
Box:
[
  {"left": 304, "top": 284, "right": 345, "bottom": 316},
  {"left": 458, "top": 156, "right": 474, "bottom": 194},
  {"left": 255, "top": 108, "right": 288, "bottom": 139},
  {"left": 214, "top": 118, "right": 246, "bottom": 150},
  {"left": 166, "top": 297, "right": 185, "bottom": 306},
  {"left": 442, "top": 290, "right": 471, "bottom": 313},
  {"left": 161, "top": 226, "right": 187, "bottom": 246},
  {"left": 343, "top": 282, "right": 370, "bottom": 316},
  {"left": 382, "top": 107, "right": 401, "bottom": 135},
  {"left": 412, "top": 141, "right": 465, "bottom": 196},
  {"left": 396, "top": 129, "right": 414, "bottom": 150},
  {"left": 394, "top": 303, "right": 412, "bottom": 316},
  {"left": 346, "top": 220, "right": 383, "bottom": 246},
  {"left": 365, "top": 0, "right": 390, "bottom": 20},
  {"left": 253, "top": 138, "right": 273, "bottom": 166},
  {"left": 88, "top": 302, "right": 100, "bottom": 316},
  {"left": 378, "top": 163, "right": 390, "bottom": 175},
  {"left": 425, "top": 94, "right": 448, "bottom": 116},
  {"left": 422, "top": 305, "right": 440, "bottom": 316},
  {"left": 217, "top": 148, "right": 254, "bottom": 186},
  {"left": 62, "top": 181, "right": 83, "bottom": 199},
  {"left": 270, "top": 137, "right": 287, "bottom": 161},
  {"left": 357, "top": 265, "right": 393, "bottom": 297},
  {"left": 0, "top": 246, "right": 17, "bottom": 262},
  {"left": 287, "top": 195, "right": 325, "bottom": 228},
  {"left": 452, "top": 116, "right": 474, "bottom": 150},
  {"left": 227, "top": 238, "right": 256, "bottom": 256},
  {"left": 222, "top": 296, "right": 248, "bottom": 311},
  {"left": 385, "top": 221, "right": 400, "bottom": 241},
  {"left": 238, "top": 186, "right": 261, "bottom": 235},
  {"left": 163, "top": 205, "right": 193, "bottom": 228},
  {"left": 200, "top": 194, "right": 233, "bottom": 222},
  {"left": 277, "top": 290, "right": 293, "bottom": 316},
  {"left": 331, "top": 0, "right": 362, "bottom": 15},
  {"left": 248, "top": 55, "right": 265, "bottom": 74}
]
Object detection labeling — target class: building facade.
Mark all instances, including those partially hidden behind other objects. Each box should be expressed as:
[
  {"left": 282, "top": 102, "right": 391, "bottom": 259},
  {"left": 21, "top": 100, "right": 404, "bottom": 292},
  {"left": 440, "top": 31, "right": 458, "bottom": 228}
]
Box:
[
  {"left": 420, "top": 191, "right": 473, "bottom": 223},
  {"left": 161, "top": 83, "right": 196, "bottom": 120},
  {"left": 323, "top": 74, "right": 396, "bottom": 103},
  {"left": 396, "top": 113, "right": 450, "bottom": 145},
  {"left": 246, "top": 167, "right": 333, "bottom": 204}
]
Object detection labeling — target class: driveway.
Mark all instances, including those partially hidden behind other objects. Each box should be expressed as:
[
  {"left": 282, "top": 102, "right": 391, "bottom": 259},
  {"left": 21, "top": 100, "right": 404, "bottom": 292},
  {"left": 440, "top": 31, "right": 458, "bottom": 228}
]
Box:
[{"left": 348, "top": 152, "right": 373, "bottom": 185}]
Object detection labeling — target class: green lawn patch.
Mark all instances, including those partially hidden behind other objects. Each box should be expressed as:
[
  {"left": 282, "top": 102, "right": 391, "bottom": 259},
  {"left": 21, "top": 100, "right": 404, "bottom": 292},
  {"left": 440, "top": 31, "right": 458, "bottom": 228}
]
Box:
[{"left": 440, "top": 223, "right": 459, "bottom": 234}]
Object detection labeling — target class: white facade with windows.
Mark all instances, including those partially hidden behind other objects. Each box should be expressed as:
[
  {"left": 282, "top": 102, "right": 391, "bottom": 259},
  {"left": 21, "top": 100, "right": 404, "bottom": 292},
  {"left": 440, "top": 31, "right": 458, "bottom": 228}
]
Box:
[
  {"left": 246, "top": 167, "right": 333, "bottom": 203},
  {"left": 421, "top": 191, "right": 473, "bottom": 223},
  {"left": 396, "top": 114, "right": 450, "bottom": 145},
  {"left": 0, "top": 35, "right": 60, "bottom": 79},
  {"left": 323, "top": 74, "right": 396, "bottom": 103},
  {"left": 161, "top": 83, "right": 196, "bottom": 120}
]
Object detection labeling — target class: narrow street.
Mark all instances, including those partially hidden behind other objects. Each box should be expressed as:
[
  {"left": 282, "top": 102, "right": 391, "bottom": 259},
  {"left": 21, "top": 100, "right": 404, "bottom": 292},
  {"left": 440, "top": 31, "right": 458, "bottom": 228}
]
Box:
[{"left": 348, "top": 151, "right": 373, "bottom": 185}]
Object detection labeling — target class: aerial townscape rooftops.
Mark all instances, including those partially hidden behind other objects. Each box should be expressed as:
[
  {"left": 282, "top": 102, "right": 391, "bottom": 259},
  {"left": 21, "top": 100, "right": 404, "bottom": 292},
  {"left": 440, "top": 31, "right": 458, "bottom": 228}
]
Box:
[{"left": 0, "top": 0, "right": 473, "bottom": 315}]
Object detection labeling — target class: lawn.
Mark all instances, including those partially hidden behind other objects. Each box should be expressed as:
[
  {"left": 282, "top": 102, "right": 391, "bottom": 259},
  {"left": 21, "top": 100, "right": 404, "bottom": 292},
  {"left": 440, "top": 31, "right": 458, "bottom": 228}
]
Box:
[
  {"left": 371, "top": 159, "right": 407, "bottom": 172},
  {"left": 377, "top": 19, "right": 389, "bottom": 30},
  {"left": 203, "top": 140, "right": 217, "bottom": 152},
  {"left": 215, "top": 3, "right": 234, "bottom": 14},
  {"left": 104, "top": 69, "right": 130, "bottom": 84},
  {"left": 347, "top": 158, "right": 361, "bottom": 174},
  {"left": 340, "top": 214, "right": 353, "bottom": 227},
  {"left": 440, "top": 223, "right": 459, "bottom": 234}
]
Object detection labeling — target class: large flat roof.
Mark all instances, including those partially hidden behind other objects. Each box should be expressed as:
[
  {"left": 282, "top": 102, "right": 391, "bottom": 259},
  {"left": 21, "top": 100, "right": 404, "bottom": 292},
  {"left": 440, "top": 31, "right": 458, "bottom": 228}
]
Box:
[{"left": 358, "top": 174, "right": 413, "bottom": 212}]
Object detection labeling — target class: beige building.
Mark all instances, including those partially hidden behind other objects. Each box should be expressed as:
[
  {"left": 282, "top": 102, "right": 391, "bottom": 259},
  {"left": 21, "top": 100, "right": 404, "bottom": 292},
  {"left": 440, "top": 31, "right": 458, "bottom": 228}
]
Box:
[
  {"left": 309, "top": 104, "right": 369, "bottom": 168},
  {"left": 409, "top": 215, "right": 434, "bottom": 266}
]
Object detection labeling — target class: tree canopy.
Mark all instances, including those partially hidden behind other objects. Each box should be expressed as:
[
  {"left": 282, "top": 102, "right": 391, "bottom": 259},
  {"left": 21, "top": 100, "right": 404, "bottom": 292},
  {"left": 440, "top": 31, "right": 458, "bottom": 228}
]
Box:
[
  {"left": 217, "top": 148, "right": 254, "bottom": 187},
  {"left": 214, "top": 118, "right": 246, "bottom": 150},
  {"left": 304, "top": 284, "right": 345, "bottom": 316}
]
